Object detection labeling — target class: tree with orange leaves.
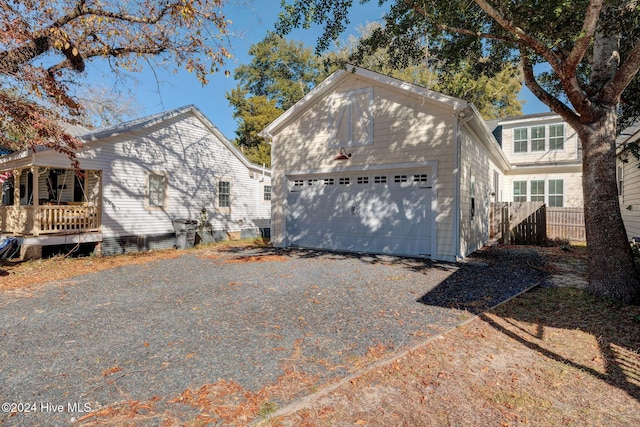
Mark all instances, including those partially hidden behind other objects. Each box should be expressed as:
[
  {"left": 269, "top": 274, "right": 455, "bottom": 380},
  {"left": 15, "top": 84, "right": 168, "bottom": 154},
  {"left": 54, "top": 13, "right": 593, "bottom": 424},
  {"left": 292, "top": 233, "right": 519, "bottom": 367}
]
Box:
[{"left": 0, "top": 0, "right": 232, "bottom": 166}]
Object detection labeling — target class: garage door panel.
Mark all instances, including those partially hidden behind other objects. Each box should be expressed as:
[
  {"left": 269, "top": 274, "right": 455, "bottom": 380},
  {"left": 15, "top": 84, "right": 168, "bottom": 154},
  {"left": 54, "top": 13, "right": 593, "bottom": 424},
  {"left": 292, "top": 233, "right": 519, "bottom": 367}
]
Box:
[{"left": 286, "top": 170, "right": 432, "bottom": 256}]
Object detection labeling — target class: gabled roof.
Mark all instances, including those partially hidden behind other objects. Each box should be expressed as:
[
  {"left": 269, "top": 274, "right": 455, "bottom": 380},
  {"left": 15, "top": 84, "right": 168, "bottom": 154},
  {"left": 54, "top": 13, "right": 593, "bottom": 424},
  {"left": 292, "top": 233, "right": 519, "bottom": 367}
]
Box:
[
  {"left": 260, "top": 65, "right": 469, "bottom": 139},
  {"left": 81, "top": 105, "right": 199, "bottom": 141},
  {"left": 62, "top": 122, "right": 91, "bottom": 136},
  {"left": 616, "top": 122, "right": 640, "bottom": 155},
  {"left": 493, "top": 112, "right": 559, "bottom": 126},
  {"left": 466, "top": 105, "right": 511, "bottom": 171},
  {"left": 260, "top": 65, "right": 510, "bottom": 171},
  {"left": 1, "top": 105, "right": 270, "bottom": 176}
]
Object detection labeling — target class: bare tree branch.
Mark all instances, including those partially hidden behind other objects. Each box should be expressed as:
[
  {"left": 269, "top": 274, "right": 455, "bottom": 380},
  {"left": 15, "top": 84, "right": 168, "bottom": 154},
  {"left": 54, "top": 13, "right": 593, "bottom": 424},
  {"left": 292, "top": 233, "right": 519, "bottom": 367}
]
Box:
[
  {"left": 472, "top": 0, "right": 565, "bottom": 78},
  {"left": 520, "top": 50, "right": 580, "bottom": 128},
  {"left": 565, "top": 0, "right": 603, "bottom": 76},
  {"left": 405, "top": 0, "right": 516, "bottom": 44}
]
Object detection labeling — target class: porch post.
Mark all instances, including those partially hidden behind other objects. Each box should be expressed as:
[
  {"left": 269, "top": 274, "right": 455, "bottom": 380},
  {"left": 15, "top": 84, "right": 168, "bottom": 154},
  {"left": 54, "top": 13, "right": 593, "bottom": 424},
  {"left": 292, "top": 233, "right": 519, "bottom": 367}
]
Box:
[
  {"left": 31, "top": 166, "right": 39, "bottom": 236},
  {"left": 13, "top": 170, "right": 19, "bottom": 207}
]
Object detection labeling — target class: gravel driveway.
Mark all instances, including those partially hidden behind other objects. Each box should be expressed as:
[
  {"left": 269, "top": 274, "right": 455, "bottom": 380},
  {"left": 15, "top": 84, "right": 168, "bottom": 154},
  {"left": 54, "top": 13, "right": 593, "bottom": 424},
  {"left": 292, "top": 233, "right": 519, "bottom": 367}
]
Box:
[{"left": 0, "top": 246, "right": 546, "bottom": 425}]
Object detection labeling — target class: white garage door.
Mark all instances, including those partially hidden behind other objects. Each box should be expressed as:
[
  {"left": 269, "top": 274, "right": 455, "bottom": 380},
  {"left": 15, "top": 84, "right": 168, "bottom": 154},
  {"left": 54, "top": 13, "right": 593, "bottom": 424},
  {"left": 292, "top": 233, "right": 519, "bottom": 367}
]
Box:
[{"left": 286, "top": 170, "right": 432, "bottom": 256}]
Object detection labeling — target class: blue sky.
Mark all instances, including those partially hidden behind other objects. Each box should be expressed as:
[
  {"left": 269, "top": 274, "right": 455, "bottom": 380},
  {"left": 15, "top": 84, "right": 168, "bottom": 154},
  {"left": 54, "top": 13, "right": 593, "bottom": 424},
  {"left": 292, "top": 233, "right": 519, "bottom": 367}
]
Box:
[{"left": 83, "top": 0, "right": 549, "bottom": 139}]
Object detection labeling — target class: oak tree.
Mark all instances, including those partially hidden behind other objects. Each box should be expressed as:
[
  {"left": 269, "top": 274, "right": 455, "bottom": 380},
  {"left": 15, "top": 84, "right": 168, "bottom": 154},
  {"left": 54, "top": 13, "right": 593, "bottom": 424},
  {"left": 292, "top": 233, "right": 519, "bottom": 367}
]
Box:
[
  {"left": 277, "top": 0, "right": 640, "bottom": 303},
  {"left": 0, "top": 0, "right": 231, "bottom": 166},
  {"left": 226, "top": 32, "right": 327, "bottom": 166}
]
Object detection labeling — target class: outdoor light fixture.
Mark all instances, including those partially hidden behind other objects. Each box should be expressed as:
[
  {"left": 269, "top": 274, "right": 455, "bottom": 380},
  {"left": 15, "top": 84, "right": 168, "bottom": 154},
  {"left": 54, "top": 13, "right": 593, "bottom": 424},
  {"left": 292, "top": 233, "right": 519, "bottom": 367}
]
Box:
[{"left": 334, "top": 147, "right": 352, "bottom": 161}]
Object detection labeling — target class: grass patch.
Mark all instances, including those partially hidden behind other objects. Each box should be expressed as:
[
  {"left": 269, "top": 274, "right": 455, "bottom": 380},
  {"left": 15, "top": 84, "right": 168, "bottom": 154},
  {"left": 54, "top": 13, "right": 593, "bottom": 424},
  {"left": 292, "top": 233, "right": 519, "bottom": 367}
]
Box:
[{"left": 258, "top": 401, "right": 279, "bottom": 419}]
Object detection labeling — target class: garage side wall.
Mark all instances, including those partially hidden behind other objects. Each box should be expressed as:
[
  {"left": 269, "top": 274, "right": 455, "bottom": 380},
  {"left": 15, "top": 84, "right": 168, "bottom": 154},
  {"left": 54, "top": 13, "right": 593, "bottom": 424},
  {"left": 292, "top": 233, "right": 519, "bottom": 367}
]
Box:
[
  {"left": 270, "top": 75, "right": 458, "bottom": 260},
  {"left": 459, "top": 129, "right": 498, "bottom": 257}
]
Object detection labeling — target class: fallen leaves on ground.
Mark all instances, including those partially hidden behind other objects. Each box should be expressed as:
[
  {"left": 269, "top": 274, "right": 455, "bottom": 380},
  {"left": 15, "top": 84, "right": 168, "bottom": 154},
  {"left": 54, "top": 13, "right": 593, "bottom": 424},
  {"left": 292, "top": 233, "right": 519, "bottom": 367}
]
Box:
[
  {"left": 224, "top": 255, "right": 289, "bottom": 264},
  {"left": 0, "top": 239, "right": 267, "bottom": 294}
]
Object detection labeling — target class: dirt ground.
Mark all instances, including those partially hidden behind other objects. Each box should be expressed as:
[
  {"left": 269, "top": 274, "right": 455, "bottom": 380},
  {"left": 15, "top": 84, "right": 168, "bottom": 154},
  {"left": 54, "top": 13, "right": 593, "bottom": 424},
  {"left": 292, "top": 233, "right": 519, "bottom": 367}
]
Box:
[
  {"left": 2, "top": 243, "right": 639, "bottom": 426},
  {"left": 269, "top": 286, "right": 640, "bottom": 427},
  {"left": 0, "top": 240, "right": 260, "bottom": 293}
]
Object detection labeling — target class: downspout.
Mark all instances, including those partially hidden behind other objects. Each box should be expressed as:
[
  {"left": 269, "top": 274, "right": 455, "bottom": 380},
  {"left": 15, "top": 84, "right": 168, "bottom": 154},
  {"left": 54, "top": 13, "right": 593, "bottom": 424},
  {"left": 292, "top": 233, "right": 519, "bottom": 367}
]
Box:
[{"left": 452, "top": 107, "right": 473, "bottom": 261}]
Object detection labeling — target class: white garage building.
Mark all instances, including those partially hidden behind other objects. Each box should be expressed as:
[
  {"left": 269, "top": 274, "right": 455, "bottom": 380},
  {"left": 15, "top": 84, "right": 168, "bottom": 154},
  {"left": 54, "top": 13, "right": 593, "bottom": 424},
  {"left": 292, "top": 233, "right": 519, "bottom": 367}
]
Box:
[{"left": 261, "top": 66, "right": 509, "bottom": 262}]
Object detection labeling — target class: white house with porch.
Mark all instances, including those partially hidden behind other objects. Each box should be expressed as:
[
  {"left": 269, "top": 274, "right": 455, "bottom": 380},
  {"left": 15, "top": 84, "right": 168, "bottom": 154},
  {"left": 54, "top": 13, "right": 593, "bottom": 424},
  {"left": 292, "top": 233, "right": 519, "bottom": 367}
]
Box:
[{"left": 0, "top": 105, "right": 271, "bottom": 259}]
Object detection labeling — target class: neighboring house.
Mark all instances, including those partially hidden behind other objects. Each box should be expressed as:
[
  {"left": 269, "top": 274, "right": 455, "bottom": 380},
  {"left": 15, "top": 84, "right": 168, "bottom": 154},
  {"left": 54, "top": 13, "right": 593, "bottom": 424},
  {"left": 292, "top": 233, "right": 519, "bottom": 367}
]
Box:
[
  {"left": 261, "top": 66, "right": 510, "bottom": 262},
  {"left": 487, "top": 113, "right": 583, "bottom": 208},
  {"left": 0, "top": 105, "right": 271, "bottom": 259},
  {"left": 617, "top": 124, "right": 640, "bottom": 240}
]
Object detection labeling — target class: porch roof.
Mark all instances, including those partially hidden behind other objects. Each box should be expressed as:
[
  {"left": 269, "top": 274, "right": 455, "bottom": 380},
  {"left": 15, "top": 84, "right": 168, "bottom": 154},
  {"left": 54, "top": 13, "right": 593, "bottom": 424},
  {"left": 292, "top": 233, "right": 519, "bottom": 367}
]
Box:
[{"left": 0, "top": 149, "right": 32, "bottom": 170}]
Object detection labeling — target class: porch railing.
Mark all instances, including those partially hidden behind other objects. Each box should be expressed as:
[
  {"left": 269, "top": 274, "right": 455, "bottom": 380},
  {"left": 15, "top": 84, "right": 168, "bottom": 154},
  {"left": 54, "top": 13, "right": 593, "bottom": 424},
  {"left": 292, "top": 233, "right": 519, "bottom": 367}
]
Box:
[
  {"left": 0, "top": 205, "right": 100, "bottom": 235},
  {"left": 38, "top": 205, "right": 100, "bottom": 234}
]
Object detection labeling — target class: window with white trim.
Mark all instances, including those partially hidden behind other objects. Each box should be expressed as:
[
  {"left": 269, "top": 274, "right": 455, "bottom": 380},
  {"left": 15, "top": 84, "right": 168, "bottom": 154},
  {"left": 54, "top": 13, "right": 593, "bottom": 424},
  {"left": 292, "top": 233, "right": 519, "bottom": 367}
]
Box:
[
  {"left": 374, "top": 176, "right": 387, "bottom": 184},
  {"left": 530, "top": 180, "right": 545, "bottom": 202},
  {"left": 514, "top": 128, "right": 528, "bottom": 153},
  {"left": 148, "top": 173, "right": 166, "bottom": 207},
  {"left": 618, "top": 165, "right": 624, "bottom": 197},
  {"left": 513, "top": 181, "right": 527, "bottom": 202},
  {"left": 339, "top": 177, "right": 350, "bottom": 185},
  {"left": 531, "top": 126, "right": 545, "bottom": 151},
  {"left": 324, "top": 178, "right": 334, "bottom": 185},
  {"left": 356, "top": 176, "right": 369, "bottom": 184},
  {"left": 513, "top": 123, "right": 566, "bottom": 153},
  {"left": 263, "top": 185, "right": 271, "bottom": 201},
  {"left": 548, "top": 179, "right": 564, "bottom": 207},
  {"left": 394, "top": 175, "right": 408, "bottom": 183},
  {"left": 549, "top": 124, "right": 565, "bottom": 150},
  {"left": 218, "top": 181, "right": 230, "bottom": 208}
]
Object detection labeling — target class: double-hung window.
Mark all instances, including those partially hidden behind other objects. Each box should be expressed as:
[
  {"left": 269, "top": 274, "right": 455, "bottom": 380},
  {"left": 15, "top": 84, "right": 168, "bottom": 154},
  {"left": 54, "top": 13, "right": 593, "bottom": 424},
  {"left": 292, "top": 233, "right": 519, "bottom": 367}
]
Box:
[
  {"left": 513, "top": 181, "right": 527, "bottom": 202},
  {"left": 530, "top": 180, "right": 545, "bottom": 202},
  {"left": 549, "top": 124, "right": 564, "bottom": 150},
  {"left": 618, "top": 165, "right": 624, "bottom": 197},
  {"left": 514, "top": 123, "right": 566, "bottom": 153},
  {"left": 513, "top": 128, "right": 528, "bottom": 153},
  {"left": 548, "top": 180, "right": 564, "bottom": 207},
  {"left": 218, "top": 181, "right": 230, "bottom": 208},
  {"left": 530, "top": 126, "right": 545, "bottom": 151},
  {"left": 148, "top": 173, "right": 166, "bottom": 208}
]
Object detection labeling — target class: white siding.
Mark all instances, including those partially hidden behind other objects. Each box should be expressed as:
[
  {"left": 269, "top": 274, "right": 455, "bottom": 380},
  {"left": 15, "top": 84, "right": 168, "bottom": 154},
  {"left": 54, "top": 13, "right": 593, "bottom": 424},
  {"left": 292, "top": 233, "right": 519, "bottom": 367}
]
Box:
[
  {"left": 459, "top": 130, "right": 501, "bottom": 257},
  {"left": 502, "top": 172, "right": 583, "bottom": 208},
  {"left": 270, "top": 74, "right": 458, "bottom": 261},
  {"left": 619, "top": 156, "right": 640, "bottom": 239},
  {"left": 30, "top": 110, "right": 270, "bottom": 244},
  {"left": 493, "top": 114, "right": 583, "bottom": 210}
]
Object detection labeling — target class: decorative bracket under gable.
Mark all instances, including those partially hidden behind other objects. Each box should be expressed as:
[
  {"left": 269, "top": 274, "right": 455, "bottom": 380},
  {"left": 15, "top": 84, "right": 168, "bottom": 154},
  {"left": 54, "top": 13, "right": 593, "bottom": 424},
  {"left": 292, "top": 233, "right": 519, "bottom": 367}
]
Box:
[{"left": 328, "top": 87, "right": 374, "bottom": 147}]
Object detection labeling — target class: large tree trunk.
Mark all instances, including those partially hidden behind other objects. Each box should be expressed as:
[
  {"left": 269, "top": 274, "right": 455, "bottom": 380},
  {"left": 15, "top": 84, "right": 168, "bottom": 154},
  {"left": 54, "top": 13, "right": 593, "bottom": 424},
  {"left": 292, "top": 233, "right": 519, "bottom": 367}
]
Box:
[{"left": 580, "top": 110, "right": 640, "bottom": 304}]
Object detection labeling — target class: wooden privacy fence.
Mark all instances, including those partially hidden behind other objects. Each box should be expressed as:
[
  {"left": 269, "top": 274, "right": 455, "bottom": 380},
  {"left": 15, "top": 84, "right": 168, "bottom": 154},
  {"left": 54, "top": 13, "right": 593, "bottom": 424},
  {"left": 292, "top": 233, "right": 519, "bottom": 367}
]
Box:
[
  {"left": 490, "top": 203, "right": 586, "bottom": 245},
  {"left": 546, "top": 207, "right": 586, "bottom": 242}
]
